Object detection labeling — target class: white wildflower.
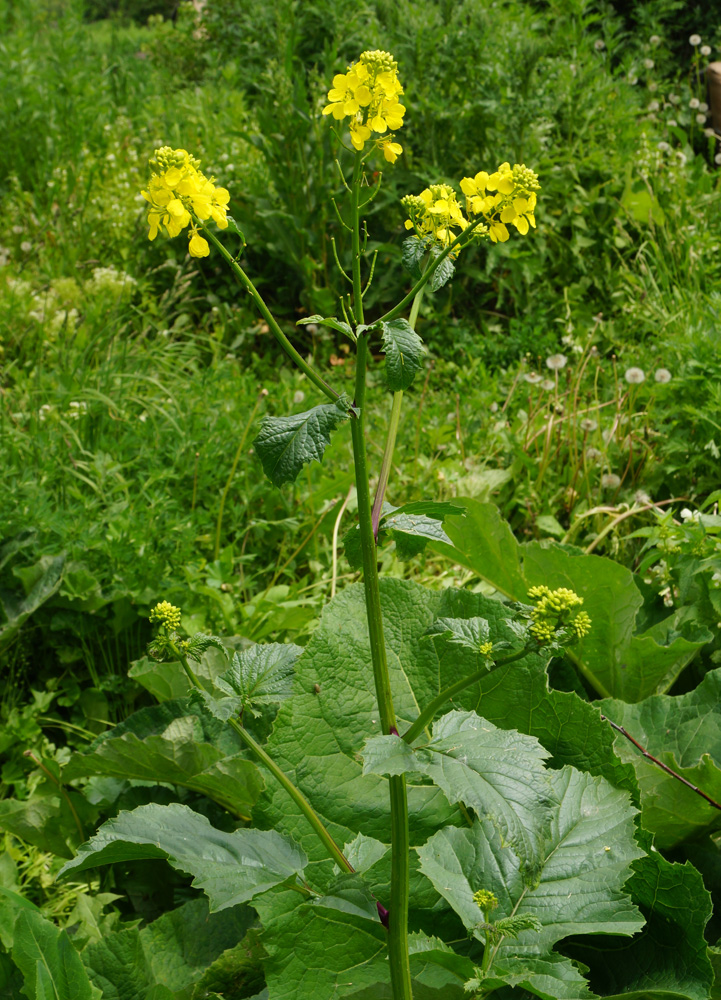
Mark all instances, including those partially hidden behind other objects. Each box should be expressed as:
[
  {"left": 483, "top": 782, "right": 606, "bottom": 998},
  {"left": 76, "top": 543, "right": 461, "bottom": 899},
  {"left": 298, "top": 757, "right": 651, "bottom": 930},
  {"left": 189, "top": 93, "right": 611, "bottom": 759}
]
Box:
[
  {"left": 689, "top": 34, "right": 702, "bottom": 46},
  {"left": 654, "top": 368, "right": 672, "bottom": 383},
  {"left": 701, "top": 45, "right": 711, "bottom": 56},
  {"left": 689, "top": 97, "right": 700, "bottom": 109}
]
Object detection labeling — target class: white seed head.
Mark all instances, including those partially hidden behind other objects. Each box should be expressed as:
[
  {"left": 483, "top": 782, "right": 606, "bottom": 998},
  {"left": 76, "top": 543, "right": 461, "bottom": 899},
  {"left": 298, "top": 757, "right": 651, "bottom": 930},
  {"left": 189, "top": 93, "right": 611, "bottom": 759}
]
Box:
[
  {"left": 601, "top": 473, "right": 621, "bottom": 489},
  {"left": 625, "top": 366, "right": 646, "bottom": 384},
  {"left": 654, "top": 368, "right": 672, "bottom": 383},
  {"left": 546, "top": 353, "right": 568, "bottom": 371},
  {"left": 689, "top": 34, "right": 702, "bottom": 46}
]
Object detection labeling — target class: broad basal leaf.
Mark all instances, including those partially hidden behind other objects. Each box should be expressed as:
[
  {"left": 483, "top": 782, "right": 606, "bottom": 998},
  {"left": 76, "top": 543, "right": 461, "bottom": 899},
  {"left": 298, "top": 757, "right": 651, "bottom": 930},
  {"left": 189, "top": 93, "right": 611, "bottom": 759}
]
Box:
[
  {"left": 58, "top": 802, "right": 307, "bottom": 911},
  {"left": 254, "top": 399, "right": 349, "bottom": 487},
  {"left": 363, "top": 711, "right": 555, "bottom": 876},
  {"left": 435, "top": 499, "right": 712, "bottom": 700},
  {"left": 216, "top": 642, "right": 302, "bottom": 714},
  {"left": 12, "top": 908, "right": 97, "bottom": 1000},
  {"left": 377, "top": 318, "right": 425, "bottom": 391},
  {"left": 253, "top": 887, "right": 387, "bottom": 1000},
  {"left": 564, "top": 850, "right": 713, "bottom": 1000},
  {"left": 417, "top": 767, "right": 644, "bottom": 958},
  {"left": 64, "top": 701, "right": 262, "bottom": 820},
  {"left": 82, "top": 898, "right": 256, "bottom": 1000},
  {"left": 600, "top": 668, "right": 721, "bottom": 847}
]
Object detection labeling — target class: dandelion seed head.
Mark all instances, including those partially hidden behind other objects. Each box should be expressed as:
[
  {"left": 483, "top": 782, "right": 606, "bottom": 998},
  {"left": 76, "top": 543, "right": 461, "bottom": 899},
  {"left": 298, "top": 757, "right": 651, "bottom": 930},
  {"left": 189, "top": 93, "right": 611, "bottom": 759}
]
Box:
[
  {"left": 696, "top": 113, "right": 708, "bottom": 124},
  {"left": 601, "top": 473, "right": 621, "bottom": 489},
  {"left": 580, "top": 418, "right": 598, "bottom": 432},
  {"left": 546, "top": 353, "right": 568, "bottom": 371},
  {"left": 585, "top": 447, "right": 602, "bottom": 461},
  {"left": 594, "top": 39, "right": 605, "bottom": 50},
  {"left": 689, "top": 97, "right": 700, "bottom": 109},
  {"left": 625, "top": 366, "right": 646, "bottom": 384},
  {"left": 689, "top": 34, "right": 702, "bottom": 46},
  {"left": 701, "top": 45, "right": 711, "bottom": 56},
  {"left": 524, "top": 372, "right": 543, "bottom": 384},
  {"left": 649, "top": 35, "right": 661, "bottom": 46},
  {"left": 643, "top": 58, "right": 654, "bottom": 69},
  {"left": 654, "top": 368, "right": 672, "bottom": 383},
  {"left": 541, "top": 379, "right": 555, "bottom": 391}
]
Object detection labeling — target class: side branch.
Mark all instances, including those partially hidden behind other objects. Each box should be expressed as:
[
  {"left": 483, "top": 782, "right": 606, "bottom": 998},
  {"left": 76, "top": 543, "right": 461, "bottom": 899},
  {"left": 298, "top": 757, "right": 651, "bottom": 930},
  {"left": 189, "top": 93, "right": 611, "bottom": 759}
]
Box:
[{"left": 601, "top": 715, "right": 721, "bottom": 811}]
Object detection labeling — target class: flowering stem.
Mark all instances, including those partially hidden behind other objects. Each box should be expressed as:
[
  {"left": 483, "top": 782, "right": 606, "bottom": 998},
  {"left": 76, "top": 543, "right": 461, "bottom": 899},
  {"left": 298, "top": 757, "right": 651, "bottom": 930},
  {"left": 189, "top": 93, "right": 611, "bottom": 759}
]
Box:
[
  {"left": 402, "top": 646, "right": 534, "bottom": 745},
  {"left": 349, "top": 152, "right": 413, "bottom": 1000},
  {"left": 375, "top": 217, "right": 484, "bottom": 326},
  {"left": 202, "top": 226, "right": 340, "bottom": 404},
  {"left": 168, "top": 640, "right": 353, "bottom": 874}
]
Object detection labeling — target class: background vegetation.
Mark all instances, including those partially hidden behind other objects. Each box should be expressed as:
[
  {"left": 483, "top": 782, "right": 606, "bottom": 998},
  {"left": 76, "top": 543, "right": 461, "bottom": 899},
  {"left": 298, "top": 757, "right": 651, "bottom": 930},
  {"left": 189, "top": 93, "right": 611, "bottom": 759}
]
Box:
[{"left": 2, "top": 0, "right": 721, "bottom": 995}]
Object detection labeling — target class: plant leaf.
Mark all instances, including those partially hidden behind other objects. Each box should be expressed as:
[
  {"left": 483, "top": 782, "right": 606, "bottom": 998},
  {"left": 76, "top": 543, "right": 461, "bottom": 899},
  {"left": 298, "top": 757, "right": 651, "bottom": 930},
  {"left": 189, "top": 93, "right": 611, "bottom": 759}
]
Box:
[
  {"left": 57, "top": 802, "right": 307, "bottom": 911},
  {"left": 297, "top": 315, "right": 354, "bottom": 340},
  {"left": 12, "top": 909, "right": 96, "bottom": 1000},
  {"left": 429, "top": 247, "right": 455, "bottom": 291},
  {"left": 253, "top": 399, "right": 349, "bottom": 487},
  {"left": 424, "top": 616, "right": 491, "bottom": 653},
  {"left": 401, "top": 236, "right": 430, "bottom": 281},
  {"left": 600, "top": 668, "right": 721, "bottom": 847},
  {"left": 482, "top": 953, "right": 596, "bottom": 1000},
  {"left": 417, "top": 767, "right": 644, "bottom": 955},
  {"left": 64, "top": 703, "right": 263, "bottom": 820},
  {"left": 363, "top": 711, "right": 555, "bottom": 876},
  {"left": 377, "top": 318, "right": 425, "bottom": 391},
  {"left": 564, "top": 850, "right": 713, "bottom": 1000},
  {"left": 216, "top": 642, "right": 302, "bottom": 712}
]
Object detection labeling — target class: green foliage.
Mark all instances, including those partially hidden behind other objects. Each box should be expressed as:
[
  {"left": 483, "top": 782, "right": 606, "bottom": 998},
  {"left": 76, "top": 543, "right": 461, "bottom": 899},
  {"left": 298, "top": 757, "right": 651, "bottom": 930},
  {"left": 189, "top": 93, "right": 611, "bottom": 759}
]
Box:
[{"left": 253, "top": 399, "right": 350, "bottom": 487}]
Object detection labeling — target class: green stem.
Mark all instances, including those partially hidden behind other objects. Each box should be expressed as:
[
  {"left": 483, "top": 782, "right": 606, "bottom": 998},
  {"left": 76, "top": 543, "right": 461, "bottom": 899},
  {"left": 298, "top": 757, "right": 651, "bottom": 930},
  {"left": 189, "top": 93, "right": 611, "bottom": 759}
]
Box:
[
  {"left": 202, "top": 227, "right": 340, "bottom": 404},
  {"left": 403, "top": 647, "right": 535, "bottom": 745},
  {"left": 214, "top": 389, "right": 264, "bottom": 560},
  {"left": 349, "top": 152, "right": 413, "bottom": 1000},
  {"left": 375, "top": 217, "right": 485, "bottom": 326},
  {"left": 169, "top": 641, "right": 353, "bottom": 873}
]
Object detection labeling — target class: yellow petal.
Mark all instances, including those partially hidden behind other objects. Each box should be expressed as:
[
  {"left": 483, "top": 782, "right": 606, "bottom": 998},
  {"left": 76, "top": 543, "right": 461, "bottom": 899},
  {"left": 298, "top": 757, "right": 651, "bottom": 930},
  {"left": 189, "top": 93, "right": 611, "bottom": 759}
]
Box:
[
  {"left": 189, "top": 233, "right": 210, "bottom": 257},
  {"left": 460, "top": 177, "right": 477, "bottom": 196},
  {"left": 500, "top": 205, "right": 517, "bottom": 223},
  {"left": 514, "top": 215, "right": 529, "bottom": 235}
]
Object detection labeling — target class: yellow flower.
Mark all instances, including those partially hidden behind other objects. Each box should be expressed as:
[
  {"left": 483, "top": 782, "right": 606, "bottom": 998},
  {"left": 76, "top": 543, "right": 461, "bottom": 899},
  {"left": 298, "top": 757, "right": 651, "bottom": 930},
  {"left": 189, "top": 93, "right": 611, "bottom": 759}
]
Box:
[
  {"left": 402, "top": 184, "right": 468, "bottom": 250},
  {"left": 141, "top": 146, "right": 230, "bottom": 257},
  {"left": 149, "top": 600, "right": 182, "bottom": 630},
  {"left": 323, "top": 50, "right": 405, "bottom": 159},
  {"left": 460, "top": 162, "right": 539, "bottom": 242}
]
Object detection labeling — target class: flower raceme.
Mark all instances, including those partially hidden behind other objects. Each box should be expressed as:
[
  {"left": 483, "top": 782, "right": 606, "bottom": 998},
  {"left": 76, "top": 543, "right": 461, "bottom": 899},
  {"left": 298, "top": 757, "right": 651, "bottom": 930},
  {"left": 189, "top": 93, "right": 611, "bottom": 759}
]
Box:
[
  {"left": 402, "top": 163, "right": 540, "bottom": 253},
  {"left": 141, "top": 147, "right": 230, "bottom": 257},
  {"left": 323, "top": 50, "right": 405, "bottom": 161}
]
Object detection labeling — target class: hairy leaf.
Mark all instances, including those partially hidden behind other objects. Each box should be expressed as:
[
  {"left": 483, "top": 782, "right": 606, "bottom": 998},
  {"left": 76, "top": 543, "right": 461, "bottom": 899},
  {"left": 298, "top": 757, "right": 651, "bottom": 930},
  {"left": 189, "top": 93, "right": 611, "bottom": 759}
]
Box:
[
  {"left": 417, "top": 767, "right": 644, "bottom": 956},
  {"left": 401, "top": 235, "right": 430, "bottom": 281},
  {"left": 481, "top": 954, "right": 595, "bottom": 1000},
  {"left": 297, "top": 314, "right": 354, "bottom": 340},
  {"left": 424, "top": 616, "right": 491, "bottom": 653},
  {"left": 565, "top": 850, "right": 713, "bottom": 1000},
  {"left": 363, "top": 711, "right": 554, "bottom": 874},
  {"left": 429, "top": 246, "right": 455, "bottom": 291},
  {"left": 253, "top": 399, "right": 349, "bottom": 487},
  {"left": 377, "top": 318, "right": 425, "bottom": 391},
  {"left": 216, "top": 642, "right": 301, "bottom": 713},
  {"left": 58, "top": 803, "right": 307, "bottom": 911}
]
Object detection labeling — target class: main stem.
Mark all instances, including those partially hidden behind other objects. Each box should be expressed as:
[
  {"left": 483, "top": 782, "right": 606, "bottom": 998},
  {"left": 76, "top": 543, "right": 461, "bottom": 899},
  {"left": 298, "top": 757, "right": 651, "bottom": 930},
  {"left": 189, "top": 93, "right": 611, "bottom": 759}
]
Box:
[{"left": 349, "top": 154, "right": 413, "bottom": 1000}]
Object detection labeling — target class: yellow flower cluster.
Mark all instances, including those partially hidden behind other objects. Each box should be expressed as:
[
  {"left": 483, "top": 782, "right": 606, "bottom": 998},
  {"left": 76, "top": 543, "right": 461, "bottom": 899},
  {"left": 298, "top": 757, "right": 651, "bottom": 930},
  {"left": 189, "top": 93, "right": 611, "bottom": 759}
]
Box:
[
  {"left": 527, "top": 586, "right": 590, "bottom": 642},
  {"left": 461, "top": 162, "right": 539, "bottom": 243},
  {"left": 141, "top": 147, "right": 230, "bottom": 258},
  {"left": 402, "top": 163, "right": 539, "bottom": 253},
  {"left": 323, "top": 50, "right": 405, "bottom": 161},
  {"left": 402, "top": 185, "right": 469, "bottom": 249},
  {"left": 473, "top": 890, "right": 499, "bottom": 912},
  {"left": 149, "top": 600, "right": 182, "bottom": 630}
]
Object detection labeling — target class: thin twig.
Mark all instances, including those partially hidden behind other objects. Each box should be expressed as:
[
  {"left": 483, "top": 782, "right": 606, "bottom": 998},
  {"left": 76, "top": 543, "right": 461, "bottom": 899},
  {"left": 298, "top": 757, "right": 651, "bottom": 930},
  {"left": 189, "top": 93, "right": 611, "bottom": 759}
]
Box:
[{"left": 601, "top": 716, "right": 721, "bottom": 811}]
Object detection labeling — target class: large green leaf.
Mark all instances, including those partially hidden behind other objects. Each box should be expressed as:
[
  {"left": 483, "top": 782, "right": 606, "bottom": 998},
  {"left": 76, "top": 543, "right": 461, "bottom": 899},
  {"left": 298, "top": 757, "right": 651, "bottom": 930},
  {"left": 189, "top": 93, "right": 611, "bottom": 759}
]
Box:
[
  {"left": 362, "top": 711, "right": 555, "bottom": 876},
  {"left": 435, "top": 500, "right": 711, "bottom": 700},
  {"left": 82, "top": 898, "right": 257, "bottom": 1000},
  {"left": 600, "top": 669, "right": 721, "bottom": 847},
  {"left": 253, "top": 887, "right": 387, "bottom": 999},
  {"left": 564, "top": 851, "right": 713, "bottom": 1000},
  {"left": 417, "top": 767, "right": 644, "bottom": 958},
  {"left": 377, "top": 318, "right": 425, "bottom": 391},
  {"left": 480, "top": 954, "right": 595, "bottom": 1000},
  {"left": 253, "top": 399, "right": 349, "bottom": 487},
  {"left": 64, "top": 705, "right": 262, "bottom": 820},
  {"left": 58, "top": 802, "right": 307, "bottom": 911},
  {"left": 253, "top": 580, "right": 468, "bottom": 868},
  {"left": 11, "top": 908, "right": 97, "bottom": 1000}
]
